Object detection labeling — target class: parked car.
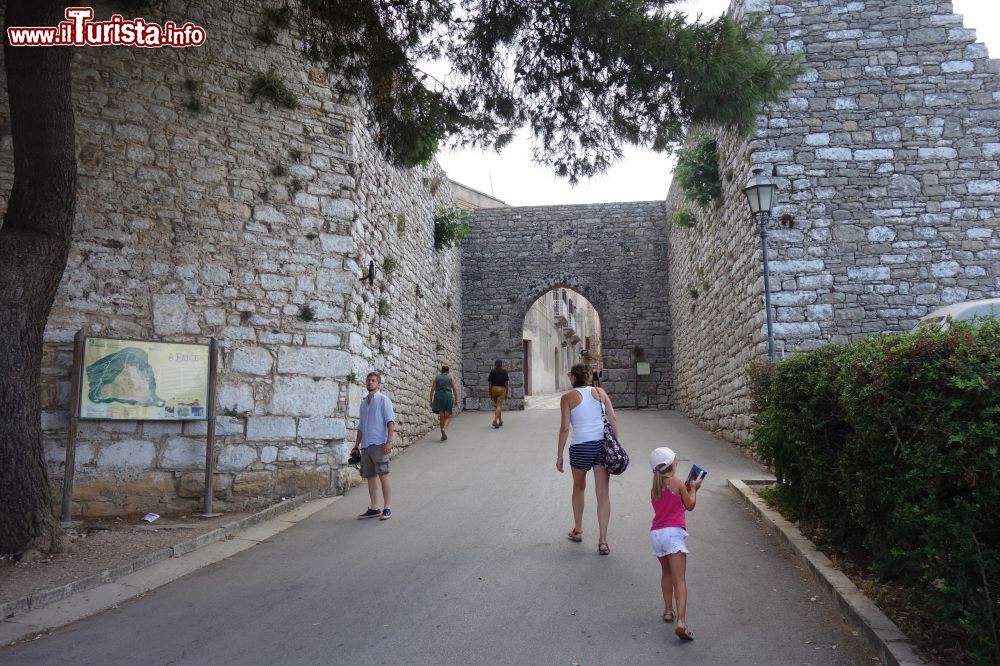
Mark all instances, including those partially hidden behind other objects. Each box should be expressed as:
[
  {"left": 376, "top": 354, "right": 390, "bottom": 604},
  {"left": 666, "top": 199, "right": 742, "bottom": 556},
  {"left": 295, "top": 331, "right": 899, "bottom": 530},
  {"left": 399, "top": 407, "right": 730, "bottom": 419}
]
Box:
[{"left": 915, "top": 297, "right": 1000, "bottom": 331}]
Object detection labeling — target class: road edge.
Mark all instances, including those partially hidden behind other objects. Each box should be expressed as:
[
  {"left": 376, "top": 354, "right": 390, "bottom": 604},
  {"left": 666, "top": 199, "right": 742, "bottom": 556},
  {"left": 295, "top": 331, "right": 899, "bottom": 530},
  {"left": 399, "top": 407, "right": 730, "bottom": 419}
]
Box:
[
  {"left": 728, "top": 479, "right": 926, "bottom": 666},
  {"left": 1, "top": 492, "right": 338, "bottom": 645}
]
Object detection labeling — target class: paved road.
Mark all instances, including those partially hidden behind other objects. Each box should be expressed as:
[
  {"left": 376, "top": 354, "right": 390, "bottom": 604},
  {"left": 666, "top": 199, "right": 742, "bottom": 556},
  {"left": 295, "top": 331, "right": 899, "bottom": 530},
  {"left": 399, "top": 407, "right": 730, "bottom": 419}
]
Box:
[{"left": 2, "top": 408, "right": 874, "bottom": 665}]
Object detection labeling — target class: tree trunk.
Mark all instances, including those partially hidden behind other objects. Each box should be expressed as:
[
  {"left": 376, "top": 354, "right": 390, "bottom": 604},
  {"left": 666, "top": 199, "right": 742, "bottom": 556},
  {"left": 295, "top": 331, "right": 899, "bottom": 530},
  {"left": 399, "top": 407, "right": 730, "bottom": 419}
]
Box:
[{"left": 0, "top": 0, "right": 77, "bottom": 556}]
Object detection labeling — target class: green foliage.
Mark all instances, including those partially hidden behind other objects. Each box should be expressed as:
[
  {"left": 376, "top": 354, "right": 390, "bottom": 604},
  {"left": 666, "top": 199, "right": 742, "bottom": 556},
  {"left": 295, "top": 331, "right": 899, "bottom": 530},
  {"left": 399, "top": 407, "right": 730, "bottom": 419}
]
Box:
[
  {"left": 299, "top": 304, "right": 316, "bottom": 321},
  {"left": 752, "top": 322, "right": 1000, "bottom": 663},
  {"left": 355, "top": 304, "right": 363, "bottom": 325},
  {"left": 674, "top": 135, "right": 721, "bottom": 206},
  {"left": 673, "top": 207, "right": 697, "bottom": 229},
  {"left": 396, "top": 212, "right": 407, "bottom": 234},
  {"left": 377, "top": 298, "right": 389, "bottom": 317},
  {"left": 270, "top": 163, "right": 288, "bottom": 178},
  {"left": 289, "top": 177, "right": 303, "bottom": 195},
  {"left": 415, "top": 284, "right": 423, "bottom": 299},
  {"left": 433, "top": 205, "right": 472, "bottom": 250},
  {"left": 383, "top": 257, "right": 397, "bottom": 277},
  {"left": 292, "top": 1, "right": 800, "bottom": 180},
  {"left": 222, "top": 405, "right": 248, "bottom": 418},
  {"left": 249, "top": 70, "right": 298, "bottom": 109},
  {"left": 346, "top": 371, "right": 357, "bottom": 384},
  {"left": 255, "top": 5, "right": 292, "bottom": 44}
]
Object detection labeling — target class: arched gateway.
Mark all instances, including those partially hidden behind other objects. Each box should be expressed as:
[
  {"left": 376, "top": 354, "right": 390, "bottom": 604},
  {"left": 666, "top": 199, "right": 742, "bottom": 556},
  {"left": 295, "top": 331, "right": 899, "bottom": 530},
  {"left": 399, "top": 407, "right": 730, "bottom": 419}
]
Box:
[{"left": 461, "top": 202, "right": 672, "bottom": 410}]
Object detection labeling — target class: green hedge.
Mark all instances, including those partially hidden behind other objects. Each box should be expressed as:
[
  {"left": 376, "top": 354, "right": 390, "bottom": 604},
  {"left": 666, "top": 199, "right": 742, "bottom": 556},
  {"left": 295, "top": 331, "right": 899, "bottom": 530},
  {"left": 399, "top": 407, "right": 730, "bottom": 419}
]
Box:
[{"left": 752, "top": 320, "right": 1000, "bottom": 665}]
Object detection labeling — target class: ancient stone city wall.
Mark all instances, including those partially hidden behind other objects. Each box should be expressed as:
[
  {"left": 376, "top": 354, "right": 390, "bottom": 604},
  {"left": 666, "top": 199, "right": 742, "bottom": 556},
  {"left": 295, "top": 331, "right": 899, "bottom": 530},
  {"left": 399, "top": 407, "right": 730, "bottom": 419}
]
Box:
[
  {"left": 0, "top": 0, "right": 462, "bottom": 516},
  {"left": 668, "top": 0, "right": 1000, "bottom": 444},
  {"left": 463, "top": 202, "right": 672, "bottom": 410}
]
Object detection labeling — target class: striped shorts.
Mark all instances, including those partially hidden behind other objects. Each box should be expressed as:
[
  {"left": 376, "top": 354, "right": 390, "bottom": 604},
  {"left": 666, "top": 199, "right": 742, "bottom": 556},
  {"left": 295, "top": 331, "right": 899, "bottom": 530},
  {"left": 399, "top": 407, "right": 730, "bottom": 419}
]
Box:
[{"left": 569, "top": 439, "right": 605, "bottom": 471}]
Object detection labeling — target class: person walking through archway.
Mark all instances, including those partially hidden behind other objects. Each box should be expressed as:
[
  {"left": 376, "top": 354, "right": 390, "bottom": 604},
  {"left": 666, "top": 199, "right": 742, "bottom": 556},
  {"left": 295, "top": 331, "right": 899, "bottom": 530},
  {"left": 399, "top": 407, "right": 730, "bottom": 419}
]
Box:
[
  {"left": 487, "top": 359, "right": 510, "bottom": 428},
  {"left": 556, "top": 363, "right": 619, "bottom": 555},
  {"left": 429, "top": 365, "right": 458, "bottom": 441}
]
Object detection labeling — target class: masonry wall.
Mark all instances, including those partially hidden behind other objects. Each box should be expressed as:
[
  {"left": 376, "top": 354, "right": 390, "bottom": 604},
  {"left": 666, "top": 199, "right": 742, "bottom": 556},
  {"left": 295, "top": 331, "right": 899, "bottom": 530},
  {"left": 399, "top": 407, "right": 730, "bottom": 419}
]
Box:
[
  {"left": 0, "top": 0, "right": 461, "bottom": 517},
  {"left": 667, "top": 0, "right": 1000, "bottom": 444},
  {"left": 463, "top": 203, "right": 671, "bottom": 409}
]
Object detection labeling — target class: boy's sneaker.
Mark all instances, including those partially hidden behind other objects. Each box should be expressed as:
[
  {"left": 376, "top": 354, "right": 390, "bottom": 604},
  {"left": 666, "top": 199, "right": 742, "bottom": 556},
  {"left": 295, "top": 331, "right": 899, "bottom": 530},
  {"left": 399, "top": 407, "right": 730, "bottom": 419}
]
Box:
[
  {"left": 358, "top": 508, "right": 381, "bottom": 519},
  {"left": 380, "top": 508, "right": 392, "bottom": 521}
]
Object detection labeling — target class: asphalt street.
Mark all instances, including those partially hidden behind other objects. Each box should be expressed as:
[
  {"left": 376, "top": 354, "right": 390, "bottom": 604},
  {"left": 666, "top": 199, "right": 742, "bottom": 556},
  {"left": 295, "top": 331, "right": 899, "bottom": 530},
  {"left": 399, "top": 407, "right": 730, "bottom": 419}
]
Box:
[{"left": 2, "top": 405, "right": 875, "bottom": 665}]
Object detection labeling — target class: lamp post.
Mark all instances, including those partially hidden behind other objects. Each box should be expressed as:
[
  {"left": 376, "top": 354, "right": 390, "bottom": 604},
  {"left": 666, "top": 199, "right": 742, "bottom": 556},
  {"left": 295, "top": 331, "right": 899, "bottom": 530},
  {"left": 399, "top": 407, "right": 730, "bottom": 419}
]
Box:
[{"left": 743, "top": 168, "right": 778, "bottom": 361}]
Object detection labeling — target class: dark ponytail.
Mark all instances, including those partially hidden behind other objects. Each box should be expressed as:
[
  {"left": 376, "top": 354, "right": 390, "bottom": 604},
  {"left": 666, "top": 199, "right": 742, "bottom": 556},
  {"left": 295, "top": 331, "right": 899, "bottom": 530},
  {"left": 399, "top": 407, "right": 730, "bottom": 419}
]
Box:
[{"left": 569, "top": 364, "right": 590, "bottom": 388}]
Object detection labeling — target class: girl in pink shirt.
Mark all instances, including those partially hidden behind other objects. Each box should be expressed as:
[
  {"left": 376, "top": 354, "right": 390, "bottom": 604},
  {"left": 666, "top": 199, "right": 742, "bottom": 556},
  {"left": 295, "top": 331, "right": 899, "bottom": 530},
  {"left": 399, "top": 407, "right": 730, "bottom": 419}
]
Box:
[{"left": 649, "top": 446, "right": 701, "bottom": 641}]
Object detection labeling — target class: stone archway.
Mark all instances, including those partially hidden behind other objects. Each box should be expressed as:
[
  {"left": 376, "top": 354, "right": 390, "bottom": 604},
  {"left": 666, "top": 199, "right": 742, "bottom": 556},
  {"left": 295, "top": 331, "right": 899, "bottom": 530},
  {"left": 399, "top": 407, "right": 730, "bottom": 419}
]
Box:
[{"left": 461, "top": 202, "right": 672, "bottom": 410}]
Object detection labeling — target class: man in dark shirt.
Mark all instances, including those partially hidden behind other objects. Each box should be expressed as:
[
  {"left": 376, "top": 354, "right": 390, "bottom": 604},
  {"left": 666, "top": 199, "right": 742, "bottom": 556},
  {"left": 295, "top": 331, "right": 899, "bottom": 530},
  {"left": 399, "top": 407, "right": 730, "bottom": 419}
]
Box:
[{"left": 487, "top": 360, "right": 510, "bottom": 428}]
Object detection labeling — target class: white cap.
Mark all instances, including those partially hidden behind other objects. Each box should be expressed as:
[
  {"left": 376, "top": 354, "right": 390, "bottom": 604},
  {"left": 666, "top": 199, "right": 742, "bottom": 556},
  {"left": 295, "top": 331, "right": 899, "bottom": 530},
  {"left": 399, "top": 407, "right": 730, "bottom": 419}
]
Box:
[{"left": 649, "top": 447, "right": 676, "bottom": 472}]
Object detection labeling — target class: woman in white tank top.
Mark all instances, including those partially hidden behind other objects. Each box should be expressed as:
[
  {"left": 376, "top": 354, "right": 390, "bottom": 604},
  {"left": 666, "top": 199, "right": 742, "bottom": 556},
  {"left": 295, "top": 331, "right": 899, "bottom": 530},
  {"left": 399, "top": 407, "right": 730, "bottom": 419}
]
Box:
[{"left": 556, "top": 363, "right": 620, "bottom": 555}]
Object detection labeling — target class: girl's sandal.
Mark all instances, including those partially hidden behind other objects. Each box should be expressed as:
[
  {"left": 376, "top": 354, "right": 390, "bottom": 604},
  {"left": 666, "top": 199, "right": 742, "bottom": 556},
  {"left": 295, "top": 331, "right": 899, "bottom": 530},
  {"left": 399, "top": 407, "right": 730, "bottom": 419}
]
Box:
[
  {"left": 662, "top": 610, "right": 675, "bottom": 623},
  {"left": 675, "top": 625, "right": 694, "bottom": 641},
  {"left": 567, "top": 528, "right": 583, "bottom": 542},
  {"left": 598, "top": 542, "right": 610, "bottom": 555}
]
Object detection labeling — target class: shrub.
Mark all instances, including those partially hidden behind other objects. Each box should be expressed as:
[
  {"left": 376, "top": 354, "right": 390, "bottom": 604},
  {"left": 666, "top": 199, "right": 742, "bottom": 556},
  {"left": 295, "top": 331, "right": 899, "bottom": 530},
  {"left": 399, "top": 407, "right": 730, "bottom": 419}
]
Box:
[
  {"left": 672, "top": 207, "right": 697, "bottom": 229},
  {"left": 674, "top": 135, "right": 721, "bottom": 206},
  {"left": 752, "top": 321, "right": 1000, "bottom": 663},
  {"left": 249, "top": 71, "right": 298, "bottom": 109},
  {"left": 433, "top": 205, "right": 472, "bottom": 250}
]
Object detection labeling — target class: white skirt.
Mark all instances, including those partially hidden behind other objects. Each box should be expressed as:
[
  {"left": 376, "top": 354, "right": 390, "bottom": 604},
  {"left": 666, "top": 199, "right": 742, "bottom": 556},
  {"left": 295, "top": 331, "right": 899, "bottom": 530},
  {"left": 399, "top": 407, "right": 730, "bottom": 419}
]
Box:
[{"left": 650, "top": 526, "right": 688, "bottom": 557}]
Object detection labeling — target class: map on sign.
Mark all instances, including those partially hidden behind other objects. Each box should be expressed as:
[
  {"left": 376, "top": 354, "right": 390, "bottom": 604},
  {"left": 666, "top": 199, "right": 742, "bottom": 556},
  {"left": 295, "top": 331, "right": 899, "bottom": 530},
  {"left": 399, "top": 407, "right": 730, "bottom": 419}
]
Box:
[{"left": 80, "top": 337, "right": 210, "bottom": 420}]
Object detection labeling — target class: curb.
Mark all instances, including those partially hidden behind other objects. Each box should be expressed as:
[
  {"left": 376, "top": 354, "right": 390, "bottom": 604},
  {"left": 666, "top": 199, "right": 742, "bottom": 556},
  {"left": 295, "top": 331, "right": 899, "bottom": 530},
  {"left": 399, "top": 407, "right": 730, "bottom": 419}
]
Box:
[
  {"left": 1, "top": 491, "right": 325, "bottom": 621},
  {"left": 728, "top": 479, "right": 926, "bottom": 666}
]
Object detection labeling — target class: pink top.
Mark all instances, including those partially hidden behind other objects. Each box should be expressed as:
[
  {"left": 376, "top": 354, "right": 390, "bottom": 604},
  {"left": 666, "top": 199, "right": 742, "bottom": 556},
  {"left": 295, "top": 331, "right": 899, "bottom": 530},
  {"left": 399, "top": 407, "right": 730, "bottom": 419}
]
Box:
[{"left": 651, "top": 488, "right": 686, "bottom": 530}]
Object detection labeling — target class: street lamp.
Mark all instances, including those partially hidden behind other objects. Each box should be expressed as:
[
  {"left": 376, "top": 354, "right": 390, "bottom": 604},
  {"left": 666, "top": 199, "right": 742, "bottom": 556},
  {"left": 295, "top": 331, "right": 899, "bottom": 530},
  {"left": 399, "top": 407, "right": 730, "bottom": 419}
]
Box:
[{"left": 743, "top": 168, "right": 778, "bottom": 361}]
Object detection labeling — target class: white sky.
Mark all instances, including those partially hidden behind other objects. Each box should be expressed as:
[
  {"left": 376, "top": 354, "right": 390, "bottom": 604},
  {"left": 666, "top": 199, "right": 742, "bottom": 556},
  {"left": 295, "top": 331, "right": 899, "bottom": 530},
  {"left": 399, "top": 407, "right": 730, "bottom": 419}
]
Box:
[{"left": 438, "top": 0, "right": 1000, "bottom": 206}]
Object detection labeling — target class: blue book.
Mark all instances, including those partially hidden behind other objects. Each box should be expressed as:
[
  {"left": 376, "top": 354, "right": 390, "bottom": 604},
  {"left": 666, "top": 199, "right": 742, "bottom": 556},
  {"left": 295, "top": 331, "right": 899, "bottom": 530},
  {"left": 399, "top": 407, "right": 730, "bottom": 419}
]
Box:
[{"left": 686, "top": 464, "right": 707, "bottom": 484}]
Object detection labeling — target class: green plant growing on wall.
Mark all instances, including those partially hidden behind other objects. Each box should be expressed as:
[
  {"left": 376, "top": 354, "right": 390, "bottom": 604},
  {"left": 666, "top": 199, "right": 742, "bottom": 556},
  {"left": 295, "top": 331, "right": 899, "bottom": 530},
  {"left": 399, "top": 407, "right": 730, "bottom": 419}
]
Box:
[
  {"left": 672, "top": 207, "right": 697, "bottom": 229},
  {"left": 396, "top": 212, "right": 406, "bottom": 234},
  {"left": 378, "top": 298, "right": 390, "bottom": 317},
  {"left": 355, "top": 304, "right": 364, "bottom": 325},
  {"left": 435, "top": 340, "right": 443, "bottom": 353},
  {"left": 289, "top": 177, "right": 303, "bottom": 195},
  {"left": 222, "top": 406, "right": 248, "bottom": 418},
  {"left": 184, "top": 78, "right": 205, "bottom": 113},
  {"left": 688, "top": 285, "right": 699, "bottom": 299},
  {"left": 299, "top": 304, "right": 316, "bottom": 321},
  {"left": 674, "top": 135, "right": 722, "bottom": 206},
  {"left": 346, "top": 371, "right": 357, "bottom": 384},
  {"left": 433, "top": 205, "right": 472, "bottom": 250},
  {"left": 249, "top": 70, "right": 298, "bottom": 109},
  {"left": 376, "top": 331, "right": 386, "bottom": 353},
  {"left": 304, "top": 232, "right": 317, "bottom": 241},
  {"left": 270, "top": 163, "right": 288, "bottom": 178},
  {"left": 383, "top": 257, "right": 397, "bottom": 277},
  {"left": 254, "top": 4, "right": 291, "bottom": 44},
  {"left": 415, "top": 284, "right": 423, "bottom": 298},
  {"left": 289, "top": 147, "right": 303, "bottom": 161}
]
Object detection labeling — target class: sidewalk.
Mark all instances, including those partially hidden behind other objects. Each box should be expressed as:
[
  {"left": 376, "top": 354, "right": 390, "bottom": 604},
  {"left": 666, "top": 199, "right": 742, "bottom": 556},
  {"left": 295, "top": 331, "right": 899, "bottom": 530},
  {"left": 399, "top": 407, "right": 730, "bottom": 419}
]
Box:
[{"left": 0, "top": 494, "right": 338, "bottom": 646}]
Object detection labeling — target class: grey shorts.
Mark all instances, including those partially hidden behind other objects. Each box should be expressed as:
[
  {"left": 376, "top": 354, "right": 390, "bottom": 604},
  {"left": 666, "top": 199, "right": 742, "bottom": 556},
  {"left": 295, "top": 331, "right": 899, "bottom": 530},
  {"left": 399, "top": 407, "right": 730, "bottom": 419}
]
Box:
[{"left": 360, "top": 445, "right": 389, "bottom": 478}]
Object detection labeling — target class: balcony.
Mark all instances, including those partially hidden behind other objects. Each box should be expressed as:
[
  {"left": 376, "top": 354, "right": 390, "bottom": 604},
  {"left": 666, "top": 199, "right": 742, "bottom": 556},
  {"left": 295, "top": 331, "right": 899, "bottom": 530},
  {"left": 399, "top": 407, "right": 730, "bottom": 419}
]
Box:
[
  {"left": 562, "top": 312, "right": 580, "bottom": 344},
  {"left": 553, "top": 299, "right": 568, "bottom": 325}
]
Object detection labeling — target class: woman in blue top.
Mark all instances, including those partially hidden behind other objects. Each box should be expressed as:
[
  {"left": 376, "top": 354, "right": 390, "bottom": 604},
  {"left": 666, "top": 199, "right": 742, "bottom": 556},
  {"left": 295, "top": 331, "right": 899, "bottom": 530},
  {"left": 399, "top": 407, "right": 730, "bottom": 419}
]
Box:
[
  {"left": 556, "top": 363, "right": 619, "bottom": 555},
  {"left": 429, "top": 366, "right": 458, "bottom": 441}
]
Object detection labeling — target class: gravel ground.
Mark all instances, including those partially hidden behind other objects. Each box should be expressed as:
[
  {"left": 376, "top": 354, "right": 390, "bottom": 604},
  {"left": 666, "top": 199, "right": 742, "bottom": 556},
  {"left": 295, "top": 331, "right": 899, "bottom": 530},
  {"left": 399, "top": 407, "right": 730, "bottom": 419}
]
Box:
[{"left": 0, "top": 512, "right": 255, "bottom": 605}]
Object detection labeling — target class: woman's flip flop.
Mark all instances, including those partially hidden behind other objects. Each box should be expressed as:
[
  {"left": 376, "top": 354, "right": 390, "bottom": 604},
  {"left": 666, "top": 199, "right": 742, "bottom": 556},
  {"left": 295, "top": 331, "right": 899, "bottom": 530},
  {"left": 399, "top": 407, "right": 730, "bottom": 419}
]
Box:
[
  {"left": 675, "top": 625, "right": 694, "bottom": 641},
  {"left": 662, "top": 610, "right": 675, "bottom": 623},
  {"left": 567, "top": 528, "right": 583, "bottom": 542},
  {"left": 598, "top": 542, "right": 610, "bottom": 555}
]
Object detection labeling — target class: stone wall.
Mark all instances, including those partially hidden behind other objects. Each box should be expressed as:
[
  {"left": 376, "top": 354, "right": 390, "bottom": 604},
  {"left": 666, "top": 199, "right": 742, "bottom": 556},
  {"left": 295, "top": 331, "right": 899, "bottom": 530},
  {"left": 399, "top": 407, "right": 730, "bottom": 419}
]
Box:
[
  {"left": 0, "top": 0, "right": 461, "bottom": 516},
  {"left": 666, "top": 0, "right": 1000, "bottom": 443},
  {"left": 463, "top": 203, "right": 671, "bottom": 409}
]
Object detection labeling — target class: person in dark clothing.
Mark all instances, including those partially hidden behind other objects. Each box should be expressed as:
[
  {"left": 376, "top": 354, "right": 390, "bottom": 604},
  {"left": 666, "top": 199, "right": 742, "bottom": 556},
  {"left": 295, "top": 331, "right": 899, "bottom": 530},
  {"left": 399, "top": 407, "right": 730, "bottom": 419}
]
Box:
[{"left": 487, "top": 360, "right": 510, "bottom": 428}]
